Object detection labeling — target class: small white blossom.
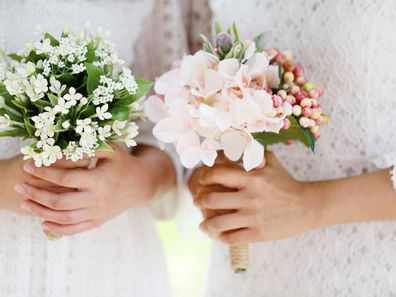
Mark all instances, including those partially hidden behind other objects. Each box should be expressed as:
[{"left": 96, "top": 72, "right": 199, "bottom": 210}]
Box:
[
  {"left": 21, "top": 146, "right": 35, "bottom": 160},
  {"left": 54, "top": 97, "right": 71, "bottom": 114},
  {"left": 63, "top": 87, "right": 83, "bottom": 106},
  {"left": 34, "top": 38, "right": 53, "bottom": 55},
  {"left": 63, "top": 142, "right": 84, "bottom": 161},
  {"left": 95, "top": 104, "right": 112, "bottom": 120},
  {"left": 125, "top": 122, "right": 139, "bottom": 147},
  {"left": 79, "top": 130, "right": 98, "bottom": 150},
  {"left": 49, "top": 77, "right": 66, "bottom": 96},
  {"left": 71, "top": 63, "right": 86, "bottom": 74},
  {"left": 98, "top": 125, "right": 112, "bottom": 141},
  {"left": 42, "top": 145, "right": 63, "bottom": 165},
  {"left": 76, "top": 118, "right": 92, "bottom": 134},
  {"left": 120, "top": 68, "right": 138, "bottom": 94},
  {"left": 0, "top": 114, "right": 11, "bottom": 128},
  {"left": 37, "top": 137, "right": 55, "bottom": 149},
  {"left": 112, "top": 120, "right": 127, "bottom": 136},
  {"left": 62, "top": 120, "right": 71, "bottom": 129}
]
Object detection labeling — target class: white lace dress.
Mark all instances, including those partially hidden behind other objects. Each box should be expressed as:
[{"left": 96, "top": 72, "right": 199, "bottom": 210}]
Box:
[
  {"left": 0, "top": 0, "right": 185, "bottom": 296},
  {"left": 203, "top": 0, "right": 396, "bottom": 296}
]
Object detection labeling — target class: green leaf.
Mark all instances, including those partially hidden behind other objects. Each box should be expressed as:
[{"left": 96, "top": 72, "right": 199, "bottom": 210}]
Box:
[
  {"left": 47, "top": 93, "right": 59, "bottom": 106},
  {"left": 0, "top": 129, "right": 27, "bottom": 138},
  {"left": 54, "top": 119, "right": 66, "bottom": 132},
  {"left": 44, "top": 33, "right": 60, "bottom": 46},
  {"left": 85, "top": 41, "right": 96, "bottom": 63},
  {"left": 32, "top": 99, "right": 52, "bottom": 109},
  {"left": 97, "top": 141, "right": 115, "bottom": 152},
  {"left": 79, "top": 104, "right": 95, "bottom": 118},
  {"left": 23, "top": 118, "right": 36, "bottom": 138},
  {"left": 11, "top": 99, "right": 30, "bottom": 114},
  {"left": 58, "top": 73, "right": 77, "bottom": 87},
  {"left": 253, "top": 117, "right": 316, "bottom": 152},
  {"left": 8, "top": 53, "right": 23, "bottom": 62},
  {"left": 214, "top": 21, "right": 223, "bottom": 35},
  {"left": 253, "top": 31, "right": 272, "bottom": 51},
  {"left": 117, "top": 78, "right": 153, "bottom": 105},
  {"left": 232, "top": 22, "right": 240, "bottom": 42},
  {"left": 109, "top": 105, "right": 130, "bottom": 121},
  {"left": 85, "top": 63, "right": 104, "bottom": 95}
]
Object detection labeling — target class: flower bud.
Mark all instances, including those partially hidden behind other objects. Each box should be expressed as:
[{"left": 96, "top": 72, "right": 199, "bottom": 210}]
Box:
[
  {"left": 316, "top": 117, "right": 324, "bottom": 126},
  {"left": 316, "top": 86, "right": 324, "bottom": 97},
  {"left": 285, "top": 95, "right": 296, "bottom": 105},
  {"left": 299, "top": 116, "right": 311, "bottom": 128},
  {"left": 309, "top": 89, "right": 319, "bottom": 99},
  {"left": 283, "top": 60, "right": 295, "bottom": 72},
  {"left": 283, "top": 72, "right": 295, "bottom": 84},
  {"left": 300, "top": 98, "right": 312, "bottom": 108},
  {"left": 302, "top": 107, "right": 313, "bottom": 117},
  {"left": 292, "top": 105, "right": 302, "bottom": 116},
  {"left": 275, "top": 53, "right": 286, "bottom": 64},
  {"left": 313, "top": 130, "right": 321, "bottom": 140},
  {"left": 293, "top": 65, "right": 304, "bottom": 77},
  {"left": 295, "top": 76, "right": 306, "bottom": 85},
  {"left": 310, "top": 125, "right": 320, "bottom": 134},
  {"left": 277, "top": 90, "right": 287, "bottom": 99},
  {"left": 285, "top": 140, "right": 294, "bottom": 145},
  {"left": 282, "top": 118, "right": 291, "bottom": 130},
  {"left": 311, "top": 99, "right": 318, "bottom": 107},
  {"left": 282, "top": 83, "right": 290, "bottom": 90},
  {"left": 311, "top": 108, "right": 321, "bottom": 120},
  {"left": 272, "top": 95, "right": 282, "bottom": 107},
  {"left": 216, "top": 32, "right": 233, "bottom": 53},
  {"left": 303, "top": 82, "right": 316, "bottom": 92},
  {"left": 290, "top": 85, "right": 300, "bottom": 95},
  {"left": 322, "top": 114, "right": 330, "bottom": 124}
]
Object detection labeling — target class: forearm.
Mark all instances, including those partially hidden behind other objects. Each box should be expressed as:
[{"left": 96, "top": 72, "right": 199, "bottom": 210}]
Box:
[
  {"left": 133, "top": 145, "right": 177, "bottom": 199},
  {"left": 309, "top": 169, "right": 396, "bottom": 227}
]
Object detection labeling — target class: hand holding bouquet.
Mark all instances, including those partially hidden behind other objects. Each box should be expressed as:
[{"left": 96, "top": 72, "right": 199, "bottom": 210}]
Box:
[
  {"left": 0, "top": 27, "right": 152, "bottom": 167},
  {"left": 0, "top": 27, "right": 152, "bottom": 239},
  {"left": 146, "top": 22, "right": 328, "bottom": 272}
]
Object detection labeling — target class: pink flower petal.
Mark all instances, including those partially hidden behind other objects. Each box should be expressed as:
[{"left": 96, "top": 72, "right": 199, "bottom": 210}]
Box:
[
  {"left": 221, "top": 131, "right": 247, "bottom": 161},
  {"left": 144, "top": 95, "right": 168, "bottom": 123},
  {"left": 243, "top": 139, "right": 264, "bottom": 171}
]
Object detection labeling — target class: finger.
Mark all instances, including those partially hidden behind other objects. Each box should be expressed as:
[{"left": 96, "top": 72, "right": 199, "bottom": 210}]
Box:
[
  {"left": 19, "top": 200, "right": 91, "bottom": 224},
  {"left": 94, "top": 142, "right": 122, "bottom": 159},
  {"left": 42, "top": 220, "right": 97, "bottom": 236},
  {"left": 52, "top": 158, "right": 91, "bottom": 169},
  {"left": 264, "top": 151, "right": 282, "bottom": 168},
  {"left": 195, "top": 191, "right": 245, "bottom": 210},
  {"left": 23, "top": 164, "right": 94, "bottom": 188},
  {"left": 218, "top": 228, "right": 259, "bottom": 245},
  {"left": 15, "top": 183, "right": 87, "bottom": 210},
  {"left": 199, "top": 166, "right": 248, "bottom": 189},
  {"left": 200, "top": 212, "right": 254, "bottom": 233}
]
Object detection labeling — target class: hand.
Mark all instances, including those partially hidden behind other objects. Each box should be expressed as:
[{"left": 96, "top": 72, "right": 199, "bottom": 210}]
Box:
[
  {"left": 15, "top": 143, "right": 168, "bottom": 236},
  {"left": 192, "top": 152, "right": 321, "bottom": 244},
  {"left": 0, "top": 155, "right": 85, "bottom": 215}
]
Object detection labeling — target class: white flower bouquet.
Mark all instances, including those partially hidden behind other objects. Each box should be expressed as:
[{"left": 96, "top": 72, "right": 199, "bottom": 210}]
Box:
[
  {"left": 0, "top": 27, "right": 152, "bottom": 167},
  {"left": 146, "top": 23, "right": 329, "bottom": 272}
]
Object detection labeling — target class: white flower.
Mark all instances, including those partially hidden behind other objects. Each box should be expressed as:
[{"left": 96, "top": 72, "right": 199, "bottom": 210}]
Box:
[
  {"left": 42, "top": 145, "right": 63, "bottom": 165},
  {"left": 0, "top": 114, "right": 11, "bottom": 128},
  {"left": 34, "top": 38, "right": 53, "bottom": 55},
  {"left": 125, "top": 122, "right": 139, "bottom": 147},
  {"left": 54, "top": 97, "right": 71, "bottom": 114},
  {"left": 112, "top": 120, "right": 127, "bottom": 136},
  {"left": 98, "top": 125, "right": 112, "bottom": 141},
  {"left": 16, "top": 62, "right": 36, "bottom": 77},
  {"left": 63, "top": 142, "right": 84, "bottom": 162},
  {"left": 119, "top": 68, "right": 138, "bottom": 94},
  {"left": 79, "top": 130, "right": 98, "bottom": 150},
  {"left": 71, "top": 63, "right": 86, "bottom": 74},
  {"left": 95, "top": 104, "right": 112, "bottom": 120},
  {"left": 32, "top": 74, "right": 48, "bottom": 94},
  {"left": 63, "top": 87, "right": 83, "bottom": 106},
  {"left": 44, "top": 106, "right": 58, "bottom": 118},
  {"left": 76, "top": 118, "right": 92, "bottom": 134},
  {"left": 21, "top": 146, "right": 35, "bottom": 160},
  {"left": 32, "top": 152, "right": 46, "bottom": 167},
  {"left": 37, "top": 137, "right": 55, "bottom": 149},
  {"left": 62, "top": 120, "right": 71, "bottom": 129},
  {"left": 49, "top": 77, "right": 66, "bottom": 96},
  {"left": 0, "top": 96, "right": 4, "bottom": 108}
]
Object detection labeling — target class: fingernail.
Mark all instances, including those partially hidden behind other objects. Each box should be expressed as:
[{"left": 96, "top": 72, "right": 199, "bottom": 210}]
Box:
[
  {"left": 20, "top": 201, "right": 32, "bottom": 213},
  {"left": 23, "top": 164, "right": 35, "bottom": 174},
  {"left": 14, "top": 183, "right": 26, "bottom": 195}
]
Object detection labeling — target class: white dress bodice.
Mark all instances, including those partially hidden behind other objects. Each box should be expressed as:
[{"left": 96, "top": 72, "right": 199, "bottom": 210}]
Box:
[
  {"left": 0, "top": 0, "right": 181, "bottom": 296},
  {"left": 204, "top": 0, "right": 396, "bottom": 296}
]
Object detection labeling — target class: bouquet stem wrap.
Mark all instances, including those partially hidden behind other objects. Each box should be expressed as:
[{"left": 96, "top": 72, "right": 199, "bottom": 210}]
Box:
[{"left": 230, "top": 244, "right": 249, "bottom": 273}]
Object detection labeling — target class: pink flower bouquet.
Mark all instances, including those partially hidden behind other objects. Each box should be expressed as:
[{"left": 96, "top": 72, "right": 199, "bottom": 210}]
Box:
[{"left": 146, "top": 23, "right": 329, "bottom": 272}]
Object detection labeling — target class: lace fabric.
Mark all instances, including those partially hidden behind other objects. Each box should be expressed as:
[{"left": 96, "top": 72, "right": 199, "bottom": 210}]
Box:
[{"left": 202, "top": 0, "right": 396, "bottom": 296}]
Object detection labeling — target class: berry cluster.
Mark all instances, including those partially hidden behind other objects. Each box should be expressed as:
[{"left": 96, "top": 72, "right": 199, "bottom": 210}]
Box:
[{"left": 264, "top": 49, "right": 329, "bottom": 140}]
